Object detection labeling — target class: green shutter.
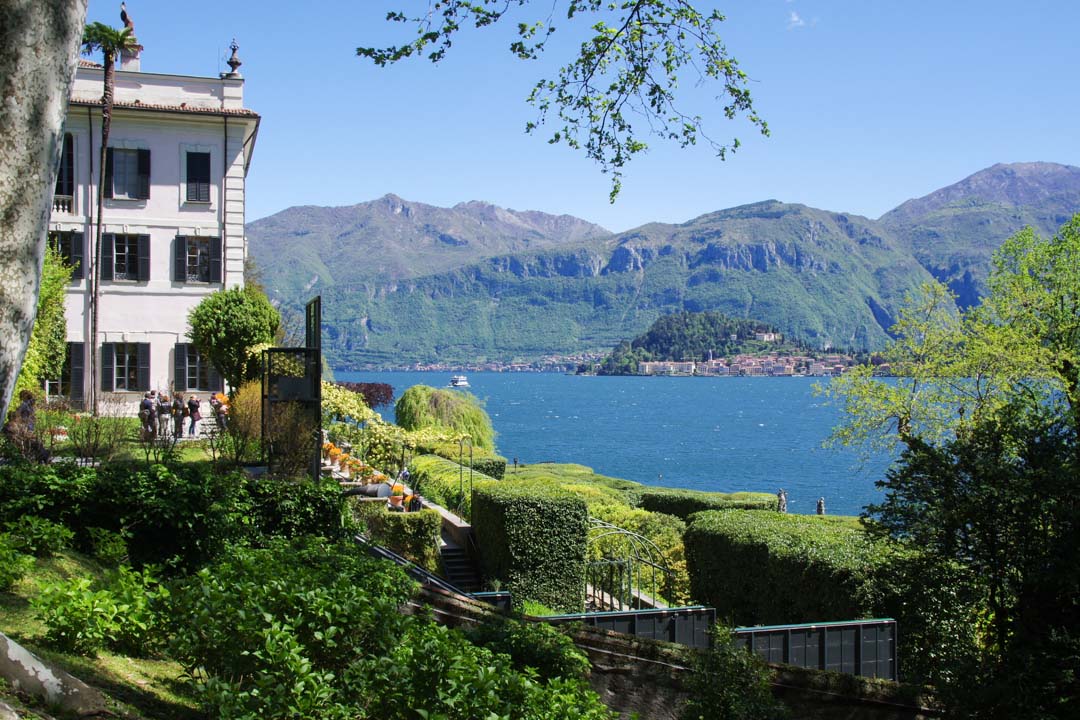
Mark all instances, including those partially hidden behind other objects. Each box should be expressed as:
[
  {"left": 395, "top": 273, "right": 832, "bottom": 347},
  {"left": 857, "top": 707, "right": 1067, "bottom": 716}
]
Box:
[
  {"left": 137, "top": 149, "right": 151, "bottom": 199},
  {"left": 174, "top": 343, "right": 188, "bottom": 392},
  {"left": 137, "top": 234, "right": 150, "bottom": 281},
  {"left": 101, "top": 343, "right": 114, "bottom": 392},
  {"left": 104, "top": 147, "right": 114, "bottom": 199},
  {"left": 136, "top": 343, "right": 150, "bottom": 391},
  {"left": 70, "top": 233, "right": 84, "bottom": 280},
  {"left": 101, "top": 234, "right": 114, "bottom": 281},
  {"left": 209, "top": 236, "right": 222, "bottom": 284},
  {"left": 69, "top": 342, "right": 84, "bottom": 404},
  {"left": 174, "top": 236, "right": 187, "bottom": 282}
]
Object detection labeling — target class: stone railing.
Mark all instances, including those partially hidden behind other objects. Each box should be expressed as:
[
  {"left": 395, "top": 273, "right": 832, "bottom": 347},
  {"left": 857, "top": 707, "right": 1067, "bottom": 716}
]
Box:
[{"left": 52, "top": 194, "right": 73, "bottom": 214}]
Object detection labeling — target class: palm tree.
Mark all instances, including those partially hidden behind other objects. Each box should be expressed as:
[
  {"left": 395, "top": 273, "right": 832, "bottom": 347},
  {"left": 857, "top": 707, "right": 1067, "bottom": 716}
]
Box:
[{"left": 81, "top": 21, "right": 135, "bottom": 414}]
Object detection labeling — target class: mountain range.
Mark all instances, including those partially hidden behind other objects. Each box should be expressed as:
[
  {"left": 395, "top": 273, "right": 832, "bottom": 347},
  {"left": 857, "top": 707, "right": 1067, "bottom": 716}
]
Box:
[{"left": 247, "top": 162, "right": 1080, "bottom": 369}]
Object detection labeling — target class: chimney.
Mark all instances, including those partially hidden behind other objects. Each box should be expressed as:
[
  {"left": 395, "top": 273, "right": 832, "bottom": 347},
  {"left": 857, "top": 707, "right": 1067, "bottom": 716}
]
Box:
[{"left": 119, "top": 42, "right": 141, "bottom": 71}]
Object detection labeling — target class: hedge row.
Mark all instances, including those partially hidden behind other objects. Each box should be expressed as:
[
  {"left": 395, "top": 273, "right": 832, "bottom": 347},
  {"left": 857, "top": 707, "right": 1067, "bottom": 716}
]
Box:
[
  {"left": 684, "top": 509, "right": 980, "bottom": 685},
  {"left": 429, "top": 442, "right": 507, "bottom": 480},
  {"left": 472, "top": 482, "right": 588, "bottom": 613},
  {"left": 367, "top": 508, "right": 443, "bottom": 572},
  {"left": 407, "top": 454, "right": 498, "bottom": 520},
  {"left": 639, "top": 488, "right": 775, "bottom": 519}
]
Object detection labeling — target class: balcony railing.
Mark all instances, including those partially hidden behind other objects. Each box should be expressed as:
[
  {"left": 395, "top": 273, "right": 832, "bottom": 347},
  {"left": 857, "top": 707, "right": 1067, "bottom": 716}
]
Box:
[{"left": 52, "top": 195, "right": 73, "bottom": 214}]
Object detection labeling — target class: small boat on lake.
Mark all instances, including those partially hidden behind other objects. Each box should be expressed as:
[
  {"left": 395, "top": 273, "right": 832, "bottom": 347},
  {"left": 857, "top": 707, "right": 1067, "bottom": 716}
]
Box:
[{"left": 449, "top": 375, "right": 470, "bottom": 388}]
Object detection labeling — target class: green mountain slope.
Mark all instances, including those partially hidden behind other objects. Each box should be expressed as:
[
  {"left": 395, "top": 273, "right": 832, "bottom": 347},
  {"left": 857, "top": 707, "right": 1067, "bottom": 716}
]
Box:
[
  {"left": 881, "top": 162, "right": 1080, "bottom": 306},
  {"left": 247, "top": 194, "right": 612, "bottom": 303},
  {"left": 312, "top": 201, "right": 933, "bottom": 367}
]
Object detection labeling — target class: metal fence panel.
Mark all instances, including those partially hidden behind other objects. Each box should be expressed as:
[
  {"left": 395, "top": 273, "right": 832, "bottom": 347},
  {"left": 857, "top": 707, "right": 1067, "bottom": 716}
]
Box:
[{"left": 734, "top": 619, "right": 897, "bottom": 681}]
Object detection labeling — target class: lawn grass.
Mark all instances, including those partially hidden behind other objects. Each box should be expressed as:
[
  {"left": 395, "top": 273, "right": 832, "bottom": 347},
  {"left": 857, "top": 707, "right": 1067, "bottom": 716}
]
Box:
[{"left": 0, "top": 552, "right": 200, "bottom": 720}]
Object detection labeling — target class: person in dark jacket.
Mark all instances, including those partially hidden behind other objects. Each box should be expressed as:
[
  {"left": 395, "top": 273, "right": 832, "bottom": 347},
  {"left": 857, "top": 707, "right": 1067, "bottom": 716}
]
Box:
[
  {"left": 139, "top": 392, "right": 156, "bottom": 439},
  {"left": 172, "top": 394, "right": 185, "bottom": 439},
  {"left": 187, "top": 395, "right": 201, "bottom": 437}
]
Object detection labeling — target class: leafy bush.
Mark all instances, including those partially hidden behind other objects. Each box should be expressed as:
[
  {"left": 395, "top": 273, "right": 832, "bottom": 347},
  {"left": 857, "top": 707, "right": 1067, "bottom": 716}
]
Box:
[
  {"left": 683, "top": 626, "right": 789, "bottom": 720},
  {"left": 0, "top": 461, "right": 96, "bottom": 527},
  {"left": 3, "top": 515, "right": 74, "bottom": 557},
  {"left": 408, "top": 454, "right": 498, "bottom": 518},
  {"left": 0, "top": 534, "right": 34, "bottom": 591},
  {"left": 88, "top": 527, "right": 128, "bottom": 566},
  {"left": 464, "top": 617, "right": 592, "bottom": 681},
  {"left": 35, "top": 577, "right": 120, "bottom": 655},
  {"left": 365, "top": 508, "right": 442, "bottom": 572},
  {"left": 66, "top": 400, "right": 133, "bottom": 460},
  {"left": 430, "top": 441, "right": 507, "bottom": 479},
  {"left": 107, "top": 565, "right": 168, "bottom": 655},
  {"left": 395, "top": 385, "right": 496, "bottom": 451},
  {"left": 683, "top": 509, "right": 979, "bottom": 685},
  {"left": 472, "top": 482, "right": 588, "bottom": 612},
  {"left": 243, "top": 474, "right": 353, "bottom": 543},
  {"left": 589, "top": 503, "right": 690, "bottom": 605},
  {"left": 639, "top": 488, "right": 774, "bottom": 518}
]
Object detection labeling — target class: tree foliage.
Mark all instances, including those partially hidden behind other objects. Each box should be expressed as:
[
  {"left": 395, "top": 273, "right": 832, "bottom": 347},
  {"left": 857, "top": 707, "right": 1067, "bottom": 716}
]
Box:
[
  {"left": 335, "top": 381, "right": 394, "bottom": 409},
  {"left": 358, "top": 1, "right": 768, "bottom": 200},
  {"left": 823, "top": 214, "right": 1080, "bottom": 456},
  {"left": 188, "top": 287, "right": 281, "bottom": 392},
  {"left": 14, "top": 246, "right": 72, "bottom": 398},
  {"left": 395, "top": 384, "right": 496, "bottom": 450}
]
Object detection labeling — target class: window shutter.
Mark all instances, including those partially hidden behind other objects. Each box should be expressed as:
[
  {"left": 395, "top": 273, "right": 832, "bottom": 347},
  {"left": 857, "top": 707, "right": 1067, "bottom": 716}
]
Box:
[
  {"left": 174, "top": 343, "right": 188, "bottom": 392},
  {"left": 136, "top": 343, "right": 150, "bottom": 391},
  {"left": 70, "top": 233, "right": 84, "bottom": 280},
  {"left": 137, "top": 234, "right": 151, "bottom": 281},
  {"left": 55, "top": 134, "right": 74, "bottom": 197},
  {"left": 101, "top": 343, "right": 114, "bottom": 392},
  {"left": 209, "top": 363, "right": 223, "bottom": 392},
  {"left": 209, "top": 236, "right": 223, "bottom": 284},
  {"left": 174, "top": 236, "right": 187, "bottom": 282},
  {"left": 137, "top": 149, "right": 151, "bottom": 199},
  {"left": 69, "top": 342, "right": 84, "bottom": 403},
  {"left": 101, "top": 233, "right": 114, "bottom": 281},
  {"left": 104, "top": 148, "right": 114, "bottom": 199}
]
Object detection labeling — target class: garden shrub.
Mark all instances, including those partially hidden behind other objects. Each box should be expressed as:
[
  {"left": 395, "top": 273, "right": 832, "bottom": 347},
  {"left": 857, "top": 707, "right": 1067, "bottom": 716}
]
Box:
[
  {"left": 243, "top": 474, "right": 353, "bottom": 543},
  {"left": 106, "top": 565, "right": 168, "bottom": 655},
  {"left": 639, "top": 488, "right": 774, "bottom": 519},
  {"left": 3, "top": 515, "right": 74, "bottom": 557},
  {"left": 35, "top": 577, "right": 120, "bottom": 655},
  {"left": 683, "top": 509, "right": 979, "bottom": 685},
  {"left": 395, "top": 385, "right": 496, "bottom": 450},
  {"left": 589, "top": 503, "right": 690, "bottom": 605},
  {"left": 472, "top": 482, "right": 588, "bottom": 613},
  {"left": 366, "top": 508, "right": 442, "bottom": 572},
  {"left": 430, "top": 441, "right": 507, "bottom": 479},
  {"left": 0, "top": 461, "right": 96, "bottom": 528},
  {"left": 464, "top": 616, "right": 592, "bottom": 681},
  {"left": 407, "top": 454, "right": 497, "bottom": 519},
  {"left": 88, "top": 527, "right": 128, "bottom": 566},
  {"left": 0, "top": 534, "right": 34, "bottom": 591},
  {"left": 683, "top": 625, "right": 789, "bottom": 720}
]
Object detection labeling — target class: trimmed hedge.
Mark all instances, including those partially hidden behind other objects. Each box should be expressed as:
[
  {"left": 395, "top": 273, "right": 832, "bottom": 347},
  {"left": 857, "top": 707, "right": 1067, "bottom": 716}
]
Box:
[
  {"left": 684, "top": 509, "right": 980, "bottom": 686},
  {"left": 430, "top": 442, "right": 508, "bottom": 480},
  {"left": 472, "top": 482, "right": 588, "bottom": 613},
  {"left": 367, "top": 508, "right": 443, "bottom": 572},
  {"left": 638, "top": 488, "right": 774, "bottom": 519},
  {"left": 407, "top": 454, "right": 497, "bottom": 520}
]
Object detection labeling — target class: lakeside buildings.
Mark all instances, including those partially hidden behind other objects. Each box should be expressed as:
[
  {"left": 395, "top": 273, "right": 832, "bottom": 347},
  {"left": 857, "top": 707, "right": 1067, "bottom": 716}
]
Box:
[
  {"left": 638, "top": 354, "right": 856, "bottom": 377},
  {"left": 47, "top": 37, "right": 259, "bottom": 408}
]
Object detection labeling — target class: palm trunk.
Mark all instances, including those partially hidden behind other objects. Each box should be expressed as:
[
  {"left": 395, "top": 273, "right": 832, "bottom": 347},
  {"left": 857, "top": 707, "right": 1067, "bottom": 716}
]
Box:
[{"left": 90, "top": 53, "right": 115, "bottom": 416}]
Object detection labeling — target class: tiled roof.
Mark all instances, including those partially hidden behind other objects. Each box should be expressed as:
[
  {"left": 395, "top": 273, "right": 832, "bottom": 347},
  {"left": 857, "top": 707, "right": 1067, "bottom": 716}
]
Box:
[
  {"left": 70, "top": 97, "right": 260, "bottom": 118},
  {"left": 78, "top": 58, "right": 103, "bottom": 68}
]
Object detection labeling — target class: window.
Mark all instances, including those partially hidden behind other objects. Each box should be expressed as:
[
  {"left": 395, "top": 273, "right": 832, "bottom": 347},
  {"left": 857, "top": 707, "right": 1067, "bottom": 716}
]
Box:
[
  {"left": 104, "top": 147, "right": 150, "bottom": 200},
  {"left": 186, "top": 151, "right": 211, "bottom": 202},
  {"left": 43, "top": 342, "right": 84, "bottom": 404},
  {"left": 101, "top": 342, "right": 149, "bottom": 392},
  {"left": 101, "top": 233, "right": 150, "bottom": 282},
  {"left": 174, "top": 235, "right": 222, "bottom": 283},
  {"left": 54, "top": 134, "right": 74, "bottom": 211},
  {"left": 174, "top": 343, "right": 222, "bottom": 392},
  {"left": 47, "top": 230, "right": 84, "bottom": 280}
]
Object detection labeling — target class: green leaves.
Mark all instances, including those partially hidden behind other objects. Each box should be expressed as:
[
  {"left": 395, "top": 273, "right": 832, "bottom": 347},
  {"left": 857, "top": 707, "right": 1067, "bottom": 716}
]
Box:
[
  {"left": 188, "top": 286, "right": 281, "bottom": 391},
  {"left": 357, "top": 1, "right": 767, "bottom": 199}
]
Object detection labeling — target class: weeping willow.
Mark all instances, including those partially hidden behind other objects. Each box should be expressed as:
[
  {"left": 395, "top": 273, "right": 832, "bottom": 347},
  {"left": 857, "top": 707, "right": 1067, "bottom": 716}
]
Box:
[{"left": 394, "top": 385, "right": 495, "bottom": 451}]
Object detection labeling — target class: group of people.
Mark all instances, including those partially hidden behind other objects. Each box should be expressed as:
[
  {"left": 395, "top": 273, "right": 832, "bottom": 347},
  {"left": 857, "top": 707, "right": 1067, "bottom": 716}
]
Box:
[
  {"left": 776, "top": 488, "right": 827, "bottom": 516},
  {"left": 139, "top": 391, "right": 225, "bottom": 440}
]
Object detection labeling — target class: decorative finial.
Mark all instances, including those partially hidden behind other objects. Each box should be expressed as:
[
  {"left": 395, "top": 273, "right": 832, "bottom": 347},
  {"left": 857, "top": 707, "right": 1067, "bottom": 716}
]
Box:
[
  {"left": 120, "top": 2, "right": 134, "bottom": 32},
  {"left": 227, "top": 39, "right": 243, "bottom": 74}
]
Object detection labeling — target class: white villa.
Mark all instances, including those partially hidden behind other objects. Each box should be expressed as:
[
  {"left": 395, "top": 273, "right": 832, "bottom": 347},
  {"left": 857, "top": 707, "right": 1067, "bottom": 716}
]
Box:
[{"left": 47, "top": 37, "right": 259, "bottom": 408}]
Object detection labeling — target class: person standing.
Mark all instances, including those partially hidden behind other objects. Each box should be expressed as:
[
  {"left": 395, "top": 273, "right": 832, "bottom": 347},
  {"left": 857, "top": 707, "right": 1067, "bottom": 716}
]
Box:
[
  {"left": 139, "top": 392, "right": 157, "bottom": 439},
  {"left": 816, "top": 497, "right": 826, "bottom": 516},
  {"left": 172, "top": 394, "right": 185, "bottom": 439},
  {"left": 187, "top": 395, "right": 201, "bottom": 437},
  {"left": 157, "top": 393, "right": 171, "bottom": 437},
  {"left": 776, "top": 488, "right": 788, "bottom": 513}
]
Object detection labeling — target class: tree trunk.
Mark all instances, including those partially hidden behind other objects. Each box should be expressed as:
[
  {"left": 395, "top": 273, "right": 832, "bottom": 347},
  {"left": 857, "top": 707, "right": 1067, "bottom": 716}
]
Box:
[
  {"left": 90, "top": 53, "right": 115, "bottom": 415},
  {"left": 0, "top": 0, "right": 88, "bottom": 420}
]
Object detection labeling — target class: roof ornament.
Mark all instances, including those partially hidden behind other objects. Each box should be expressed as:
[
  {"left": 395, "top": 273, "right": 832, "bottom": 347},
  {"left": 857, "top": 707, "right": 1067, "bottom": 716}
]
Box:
[
  {"left": 226, "top": 39, "right": 243, "bottom": 76},
  {"left": 120, "top": 2, "right": 134, "bottom": 32}
]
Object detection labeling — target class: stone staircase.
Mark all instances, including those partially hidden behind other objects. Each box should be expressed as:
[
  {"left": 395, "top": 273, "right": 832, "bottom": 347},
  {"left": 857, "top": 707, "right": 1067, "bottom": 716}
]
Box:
[{"left": 439, "top": 543, "right": 482, "bottom": 593}]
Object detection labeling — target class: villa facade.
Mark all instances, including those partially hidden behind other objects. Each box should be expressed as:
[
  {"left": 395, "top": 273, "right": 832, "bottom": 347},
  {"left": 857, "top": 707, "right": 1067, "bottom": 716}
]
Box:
[{"left": 47, "top": 42, "right": 259, "bottom": 408}]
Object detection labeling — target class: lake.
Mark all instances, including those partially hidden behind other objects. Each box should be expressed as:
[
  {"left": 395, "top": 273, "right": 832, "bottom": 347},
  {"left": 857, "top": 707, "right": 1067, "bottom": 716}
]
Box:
[{"left": 335, "top": 371, "right": 895, "bottom": 517}]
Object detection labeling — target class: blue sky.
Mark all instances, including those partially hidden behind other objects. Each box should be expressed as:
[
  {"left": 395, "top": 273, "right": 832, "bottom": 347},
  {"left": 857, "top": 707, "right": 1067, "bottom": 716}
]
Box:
[{"left": 84, "top": 1, "right": 1080, "bottom": 232}]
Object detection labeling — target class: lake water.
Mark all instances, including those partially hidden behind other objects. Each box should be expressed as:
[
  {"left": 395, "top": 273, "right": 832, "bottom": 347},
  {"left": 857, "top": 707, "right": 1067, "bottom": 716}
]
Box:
[{"left": 335, "top": 371, "right": 895, "bottom": 517}]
